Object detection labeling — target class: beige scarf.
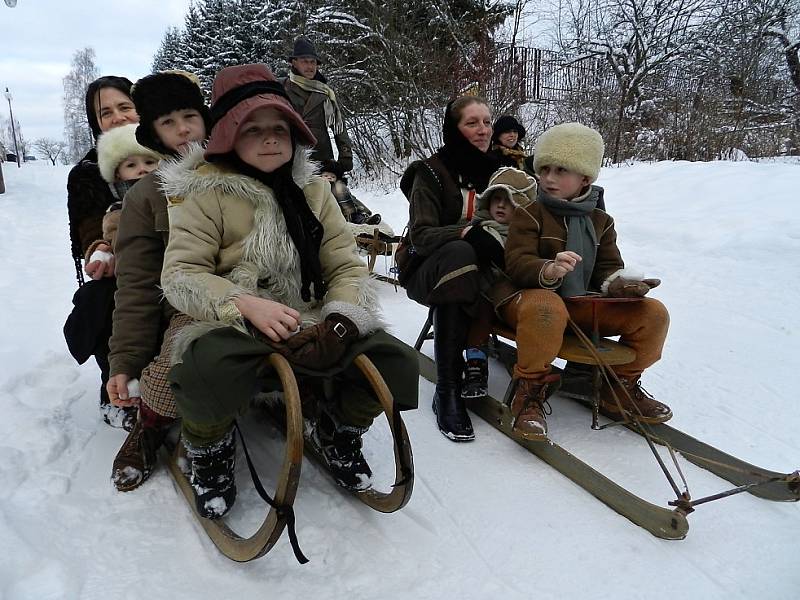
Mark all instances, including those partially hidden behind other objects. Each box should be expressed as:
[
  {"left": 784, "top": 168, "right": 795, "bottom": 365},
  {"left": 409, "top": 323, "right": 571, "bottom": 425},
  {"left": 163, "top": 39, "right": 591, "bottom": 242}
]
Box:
[{"left": 288, "top": 72, "right": 346, "bottom": 135}]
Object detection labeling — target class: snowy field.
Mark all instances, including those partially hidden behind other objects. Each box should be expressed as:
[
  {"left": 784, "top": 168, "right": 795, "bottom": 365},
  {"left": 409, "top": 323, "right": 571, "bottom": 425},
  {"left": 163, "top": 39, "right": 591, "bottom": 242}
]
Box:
[{"left": 0, "top": 159, "right": 798, "bottom": 599}]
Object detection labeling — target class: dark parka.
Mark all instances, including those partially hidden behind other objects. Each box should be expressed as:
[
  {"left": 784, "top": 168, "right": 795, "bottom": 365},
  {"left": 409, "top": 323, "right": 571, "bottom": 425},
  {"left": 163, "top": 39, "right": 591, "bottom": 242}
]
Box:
[
  {"left": 108, "top": 172, "right": 176, "bottom": 379},
  {"left": 504, "top": 188, "right": 624, "bottom": 293},
  {"left": 283, "top": 77, "right": 353, "bottom": 172},
  {"left": 67, "top": 148, "right": 117, "bottom": 263}
]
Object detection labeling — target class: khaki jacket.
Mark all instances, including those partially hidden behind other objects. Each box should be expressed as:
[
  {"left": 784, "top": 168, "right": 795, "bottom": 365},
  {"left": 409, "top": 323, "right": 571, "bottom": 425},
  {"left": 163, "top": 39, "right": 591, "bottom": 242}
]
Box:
[{"left": 160, "top": 147, "right": 381, "bottom": 356}]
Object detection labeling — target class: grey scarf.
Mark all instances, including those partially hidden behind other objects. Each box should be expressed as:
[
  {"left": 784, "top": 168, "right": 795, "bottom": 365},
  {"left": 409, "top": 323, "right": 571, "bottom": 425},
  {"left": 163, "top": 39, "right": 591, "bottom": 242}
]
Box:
[{"left": 537, "top": 186, "right": 599, "bottom": 297}]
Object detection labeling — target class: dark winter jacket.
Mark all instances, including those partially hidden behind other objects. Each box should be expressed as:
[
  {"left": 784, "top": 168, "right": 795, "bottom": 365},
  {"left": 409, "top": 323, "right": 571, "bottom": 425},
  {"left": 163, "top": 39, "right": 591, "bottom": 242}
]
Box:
[
  {"left": 67, "top": 148, "right": 117, "bottom": 260},
  {"left": 108, "top": 171, "right": 177, "bottom": 379},
  {"left": 283, "top": 77, "right": 354, "bottom": 172},
  {"left": 504, "top": 187, "right": 624, "bottom": 294}
]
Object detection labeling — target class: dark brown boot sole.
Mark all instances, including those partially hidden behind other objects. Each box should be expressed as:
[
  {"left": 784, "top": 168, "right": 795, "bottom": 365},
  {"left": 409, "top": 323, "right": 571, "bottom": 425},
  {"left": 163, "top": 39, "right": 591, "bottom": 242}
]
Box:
[{"left": 599, "top": 404, "right": 673, "bottom": 424}]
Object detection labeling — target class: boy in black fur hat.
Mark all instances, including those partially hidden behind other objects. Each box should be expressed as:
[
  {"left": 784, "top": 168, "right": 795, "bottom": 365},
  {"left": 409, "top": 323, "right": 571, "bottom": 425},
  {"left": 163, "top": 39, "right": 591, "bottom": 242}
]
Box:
[{"left": 106, "top": 70, "right": 210, "bottom": 492}]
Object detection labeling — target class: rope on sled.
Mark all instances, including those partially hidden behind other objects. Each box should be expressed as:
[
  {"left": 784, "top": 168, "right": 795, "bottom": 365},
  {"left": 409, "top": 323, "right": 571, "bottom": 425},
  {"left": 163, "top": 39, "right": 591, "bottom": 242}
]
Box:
[
  {"left": 565, "top": 317, "right": 691, "bottom": 504},
  {"left": 234, "top": 420, "right": 309, "bottom": 564},
  {"left": 565, "top": 317, "right": 795, "bottom": 510}
]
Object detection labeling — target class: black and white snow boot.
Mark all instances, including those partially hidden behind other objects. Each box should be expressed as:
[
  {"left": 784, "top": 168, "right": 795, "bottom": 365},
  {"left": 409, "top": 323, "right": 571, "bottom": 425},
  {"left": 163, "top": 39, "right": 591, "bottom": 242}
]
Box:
[
  {"left": 314, "top": 409, "right": 373, "bottom": 492},
  {"left": 100, "top": 386, "right": 137, "bottom": 432},
  {"left": 184, "top": 429, "right": 237, "bottom": 520}
]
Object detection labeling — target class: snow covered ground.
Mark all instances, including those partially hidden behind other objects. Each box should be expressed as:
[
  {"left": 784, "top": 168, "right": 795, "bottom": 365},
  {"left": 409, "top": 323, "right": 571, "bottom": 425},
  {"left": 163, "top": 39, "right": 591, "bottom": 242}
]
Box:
[{"left": 0, "top": 159, "right": 798, "bottom": 599}]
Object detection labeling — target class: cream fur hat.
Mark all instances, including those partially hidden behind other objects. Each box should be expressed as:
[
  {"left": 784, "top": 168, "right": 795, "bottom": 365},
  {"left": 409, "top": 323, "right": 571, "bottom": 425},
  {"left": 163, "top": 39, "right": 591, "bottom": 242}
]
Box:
[
  {"left": 533, "top": 122, "right": 605, "bottom": 183},
  {"left": 96, "top": 123, "right": 162, "bottom": 183}
]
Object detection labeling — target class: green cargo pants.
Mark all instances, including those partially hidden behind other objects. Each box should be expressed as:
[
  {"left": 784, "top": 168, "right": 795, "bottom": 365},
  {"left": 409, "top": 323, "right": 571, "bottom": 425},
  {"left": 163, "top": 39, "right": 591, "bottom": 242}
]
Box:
[{"left": 168, "top": 326, "right": 419, "bottom": 446}]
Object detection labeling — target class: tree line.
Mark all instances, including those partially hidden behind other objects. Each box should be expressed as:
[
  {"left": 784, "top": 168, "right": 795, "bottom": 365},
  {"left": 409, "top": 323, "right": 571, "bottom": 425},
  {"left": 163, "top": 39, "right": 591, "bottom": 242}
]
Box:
[{"left": 59, "top": 0, "right": 799, "bottom": 173}]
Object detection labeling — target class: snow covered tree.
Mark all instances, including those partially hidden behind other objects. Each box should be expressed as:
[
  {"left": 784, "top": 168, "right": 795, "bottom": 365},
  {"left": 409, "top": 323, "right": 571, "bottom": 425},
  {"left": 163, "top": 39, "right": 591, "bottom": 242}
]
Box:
[
  {"left": 555, "top": 0, "right": 714, "bottom": 161},
  {"left": 6, "top": 117, "right": 26, "bottom": 159},
  {"left": 62, "top": 47, "right": 98, "bottom": 163},
  {"left": 34, "top": 138, "right": 68, "bottom": 165}
]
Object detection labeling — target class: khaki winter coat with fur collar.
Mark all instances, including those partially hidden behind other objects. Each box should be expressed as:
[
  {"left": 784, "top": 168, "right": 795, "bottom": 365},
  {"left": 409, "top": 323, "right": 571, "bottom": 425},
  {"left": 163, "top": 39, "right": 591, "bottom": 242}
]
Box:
[{"left": 159, "top": 147, "right": 381, "bottom": 353}]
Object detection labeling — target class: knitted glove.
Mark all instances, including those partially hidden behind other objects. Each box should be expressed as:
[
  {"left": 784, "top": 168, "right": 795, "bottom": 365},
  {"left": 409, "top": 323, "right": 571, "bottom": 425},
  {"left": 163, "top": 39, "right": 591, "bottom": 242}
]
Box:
[
  {"left": 463, "top": 226, "right": 505, "bottom": 269},
  {"left": 606, "top": 277, "right": 661, "bottom": 298},
  {"left": 282, "top": 314, "right": 359, "bottom": 370}
]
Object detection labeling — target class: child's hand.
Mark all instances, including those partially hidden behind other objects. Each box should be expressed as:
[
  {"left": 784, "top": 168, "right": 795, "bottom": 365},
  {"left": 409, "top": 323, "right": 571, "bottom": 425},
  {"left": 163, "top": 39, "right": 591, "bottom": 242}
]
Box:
[
  {"left": 545, "top": 251, "right": 581, "bottom": 279},
  {"left": 85, "top": 243, "right": 115, "bottom": 279},
  {"left": 234, "top": 295, "right": 301, "bottom": 342},
  {"left": 107, "top": 374, "right": 141, "bottom": 408}
]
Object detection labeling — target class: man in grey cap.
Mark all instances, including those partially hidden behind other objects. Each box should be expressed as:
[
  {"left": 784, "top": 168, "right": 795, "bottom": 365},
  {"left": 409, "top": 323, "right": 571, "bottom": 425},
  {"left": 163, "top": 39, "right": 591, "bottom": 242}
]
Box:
[{"left": 283, "top": 36, "right": 354, "bottom": 173}]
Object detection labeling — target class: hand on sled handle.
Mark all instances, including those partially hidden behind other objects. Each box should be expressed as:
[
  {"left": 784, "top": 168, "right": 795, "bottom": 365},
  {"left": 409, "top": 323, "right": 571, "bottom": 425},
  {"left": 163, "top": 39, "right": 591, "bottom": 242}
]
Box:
[
  {"left": 282, "top": 313, "right": 359, "bottom": 370},
  {"left": 606, "top": 277, "right": 661, "bottom": 298},
  {"left": 234, "top": 294, "right": 301, "bottom": 343},
  {"left": 107, "top": 373, "right": 141, "bottom": 408},
  {"left": 543, "top": 251, "right": 581, "bottom": 280}
]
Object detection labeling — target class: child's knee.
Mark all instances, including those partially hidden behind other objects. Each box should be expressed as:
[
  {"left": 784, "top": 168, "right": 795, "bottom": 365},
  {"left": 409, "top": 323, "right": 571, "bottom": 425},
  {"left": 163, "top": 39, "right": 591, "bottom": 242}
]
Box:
[
  {"left": 517, "top": 290, "right": 568, "bottom": 331},
  {"left": 642, "top": 298, "right": 670, "bottom": 332}
]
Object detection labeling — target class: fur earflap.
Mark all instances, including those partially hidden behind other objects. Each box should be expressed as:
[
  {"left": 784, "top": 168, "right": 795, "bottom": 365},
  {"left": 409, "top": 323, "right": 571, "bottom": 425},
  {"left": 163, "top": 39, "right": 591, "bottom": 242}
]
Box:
[
  {"left": 96, "top": 123, "right": 163, "bottom": 183},
  {"left": 534, "top": 123, "right": 605, "bottom": 183}
]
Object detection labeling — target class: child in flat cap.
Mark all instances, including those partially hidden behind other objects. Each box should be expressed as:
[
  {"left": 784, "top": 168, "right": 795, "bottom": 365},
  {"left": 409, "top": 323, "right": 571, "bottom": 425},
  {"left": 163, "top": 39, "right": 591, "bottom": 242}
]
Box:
[{"left": 500, "top": 122, "right": 671, "bottom": 440}]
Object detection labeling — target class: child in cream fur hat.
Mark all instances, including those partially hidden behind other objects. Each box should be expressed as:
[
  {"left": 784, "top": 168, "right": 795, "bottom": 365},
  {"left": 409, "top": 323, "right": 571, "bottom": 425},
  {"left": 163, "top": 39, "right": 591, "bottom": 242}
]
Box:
[
  {"left": 499, "top": 122, "right": 672, "bottom": 441},
  {"left": 84, "top": 123, "right": 162, "bottom": 266}
]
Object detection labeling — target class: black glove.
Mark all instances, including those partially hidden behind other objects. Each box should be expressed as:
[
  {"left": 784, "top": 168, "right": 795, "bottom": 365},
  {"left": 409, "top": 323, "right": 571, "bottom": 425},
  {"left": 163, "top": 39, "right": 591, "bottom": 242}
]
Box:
[
  {"left": 282, "top": 313, "right": 359, "bottom": 370},
  {"left": 337, "top": 156, "right": 353, "bottom": 173},
  {"left": 463, "top": 226, "right": 505, "bottom": 269},
  {"left": 606, "top": 277, "right": 661, "bottom": 298}
]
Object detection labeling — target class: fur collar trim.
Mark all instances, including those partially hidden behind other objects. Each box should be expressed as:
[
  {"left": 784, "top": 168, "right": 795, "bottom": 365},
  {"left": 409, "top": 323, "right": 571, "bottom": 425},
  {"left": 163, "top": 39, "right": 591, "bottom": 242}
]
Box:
[{"left": 158, "top": 144, "right": 318, "bottom": 200}]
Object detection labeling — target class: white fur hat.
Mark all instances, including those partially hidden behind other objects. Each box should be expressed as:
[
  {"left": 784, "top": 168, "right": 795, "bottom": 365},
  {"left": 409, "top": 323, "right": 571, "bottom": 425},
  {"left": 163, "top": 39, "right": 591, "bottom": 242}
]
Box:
[
  {"left": 533, "top": 122, "right": 605, "bottom": 183},
  {"left": 96, "top": 123, "right": 162, "bottom": 183}
]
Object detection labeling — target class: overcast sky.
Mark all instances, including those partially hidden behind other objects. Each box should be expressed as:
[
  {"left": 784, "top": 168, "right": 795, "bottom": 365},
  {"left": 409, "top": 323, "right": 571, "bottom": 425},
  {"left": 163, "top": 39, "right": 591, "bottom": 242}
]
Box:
[{"left": 1, "top": 0, "right": 192, "bottom": 145}]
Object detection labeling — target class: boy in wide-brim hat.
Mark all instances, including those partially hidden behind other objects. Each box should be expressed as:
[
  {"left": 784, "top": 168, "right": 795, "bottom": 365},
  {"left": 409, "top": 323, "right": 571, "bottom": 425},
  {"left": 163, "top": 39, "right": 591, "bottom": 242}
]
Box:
[{"left": 160, "top": 63, "right": 418, "bottom": 519}]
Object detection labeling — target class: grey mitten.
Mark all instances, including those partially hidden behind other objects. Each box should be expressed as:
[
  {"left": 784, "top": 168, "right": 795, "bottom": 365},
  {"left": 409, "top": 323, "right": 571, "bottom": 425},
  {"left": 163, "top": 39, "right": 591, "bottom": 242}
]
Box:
[{"left": 607, "top": 277, "right": 661, "bottom": 298}]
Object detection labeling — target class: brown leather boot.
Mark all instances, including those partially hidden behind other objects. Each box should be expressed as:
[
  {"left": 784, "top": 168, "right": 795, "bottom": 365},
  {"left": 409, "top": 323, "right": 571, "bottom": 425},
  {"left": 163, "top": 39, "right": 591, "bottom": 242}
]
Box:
[
  {"left": 600, "top": 377, "right": 672, "bottom": 424},
  {"left": 510, "top": 374, "right": 560, "bottom": 440},
  {"left": 111, "top": 403, "right": 175, "bottom": 492}
]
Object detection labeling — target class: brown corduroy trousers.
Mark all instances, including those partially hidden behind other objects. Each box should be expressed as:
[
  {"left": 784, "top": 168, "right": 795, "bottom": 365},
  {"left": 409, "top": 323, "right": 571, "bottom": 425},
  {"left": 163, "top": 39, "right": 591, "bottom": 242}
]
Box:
[{"left": 500, "top": 290, "right": 669, "bottom": 382}]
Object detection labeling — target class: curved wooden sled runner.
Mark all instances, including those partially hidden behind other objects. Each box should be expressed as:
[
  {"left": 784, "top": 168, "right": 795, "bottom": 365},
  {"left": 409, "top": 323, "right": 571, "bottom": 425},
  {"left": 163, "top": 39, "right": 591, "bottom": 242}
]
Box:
[
  {"left": 266, "top": 354, "right": 414, "bottom": 513},
  {"left": 165, "top": 353, "right": 305, "bottom": 562}
]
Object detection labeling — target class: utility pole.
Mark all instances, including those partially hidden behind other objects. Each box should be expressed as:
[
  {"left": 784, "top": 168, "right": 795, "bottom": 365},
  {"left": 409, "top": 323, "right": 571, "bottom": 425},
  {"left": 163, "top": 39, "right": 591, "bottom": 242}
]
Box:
[{"left": 5, "top": 88, "right": 21, "bottom": 168}]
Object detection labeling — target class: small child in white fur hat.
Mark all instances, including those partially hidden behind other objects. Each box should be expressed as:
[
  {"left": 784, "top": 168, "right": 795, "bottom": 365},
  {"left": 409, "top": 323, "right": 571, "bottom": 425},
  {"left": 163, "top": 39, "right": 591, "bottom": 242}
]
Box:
[
  {"left": 500, "top": 122, "right": 672, "bottom": 441},
  {"left": 83, "top": 124, "right": 162, "bottom": 275}
]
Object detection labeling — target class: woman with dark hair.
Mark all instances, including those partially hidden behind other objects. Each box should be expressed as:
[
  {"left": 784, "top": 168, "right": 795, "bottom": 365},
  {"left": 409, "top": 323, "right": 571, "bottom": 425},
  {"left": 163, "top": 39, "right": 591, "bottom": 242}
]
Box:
[
  {"left": 489, "top": 114, "right": 535, "bottom": 176},
  {"left": 397, "top": 96, "right": 500, "bottom": 442},
  {"left": 64, "top": 76, "right": 139, "bottom": 430}
]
